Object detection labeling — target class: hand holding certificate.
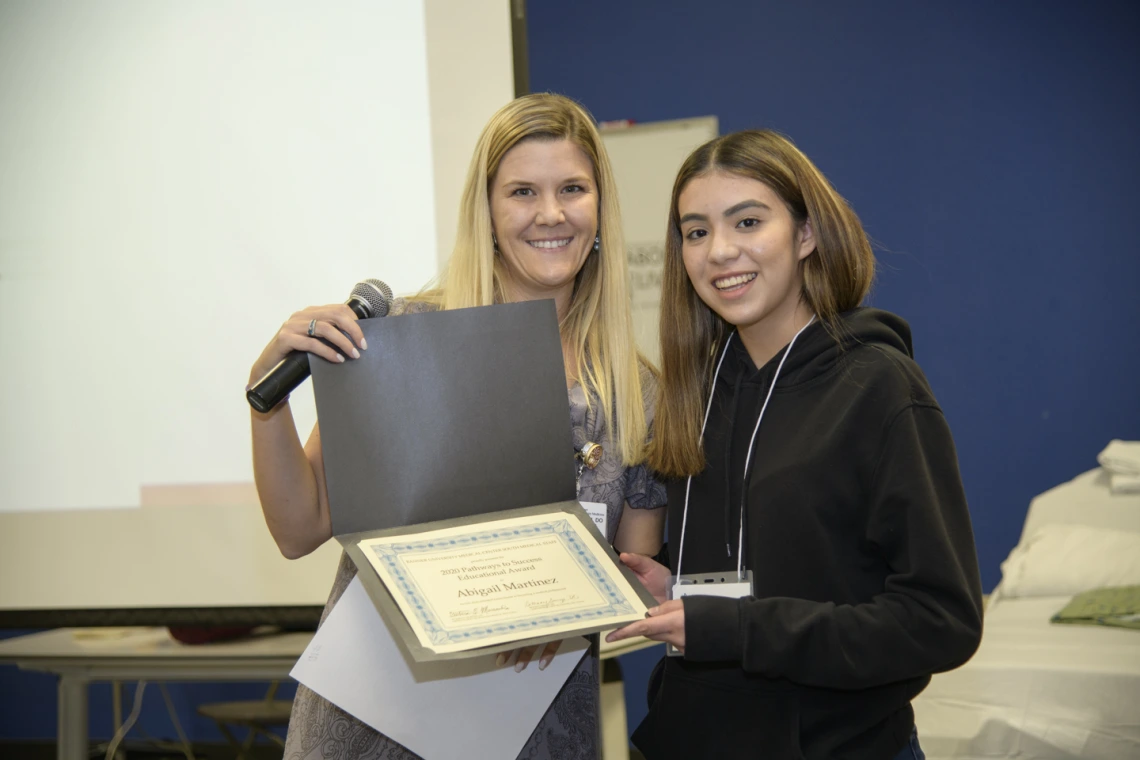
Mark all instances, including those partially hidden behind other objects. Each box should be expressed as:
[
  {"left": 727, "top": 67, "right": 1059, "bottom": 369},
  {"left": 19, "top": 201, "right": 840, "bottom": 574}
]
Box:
[{"left": 342, "top": 503, "right": 654, "bottom": 660}]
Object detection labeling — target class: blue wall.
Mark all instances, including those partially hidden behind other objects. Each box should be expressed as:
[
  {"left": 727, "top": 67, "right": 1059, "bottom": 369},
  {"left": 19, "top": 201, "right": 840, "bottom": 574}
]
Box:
[
  {"left": 527, "top": 0, "right": 1140, "bottom": 740},
  {"left": 529, "top": 0, "right": 1140, "bottom": 588}
]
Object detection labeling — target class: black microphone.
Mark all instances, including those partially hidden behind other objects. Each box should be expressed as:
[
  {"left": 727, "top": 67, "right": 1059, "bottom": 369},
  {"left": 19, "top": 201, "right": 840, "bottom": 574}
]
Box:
[{"left": 246, "top": 278, "right": 393, "bottom": 413}]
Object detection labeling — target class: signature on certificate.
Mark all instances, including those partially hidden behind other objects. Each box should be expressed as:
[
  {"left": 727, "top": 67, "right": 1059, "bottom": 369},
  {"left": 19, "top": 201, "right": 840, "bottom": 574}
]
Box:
[
  {"left": 450, "top": 604, "right": 511, "bottom": 621},
  {"left": 525, "top": 594, "right": 582, "bottom": 611}
]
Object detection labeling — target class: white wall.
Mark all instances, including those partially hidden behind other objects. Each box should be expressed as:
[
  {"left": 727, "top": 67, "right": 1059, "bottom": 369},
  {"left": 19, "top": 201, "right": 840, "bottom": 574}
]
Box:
[
  {"left": 424, "top": 0, "right": 514, "bottom": 272},
  {"left": 0, "top": 0, "right": 514, "bottom": 515},
  {"left": 601, "top": 117, "right": 719, "bottom": 365}
]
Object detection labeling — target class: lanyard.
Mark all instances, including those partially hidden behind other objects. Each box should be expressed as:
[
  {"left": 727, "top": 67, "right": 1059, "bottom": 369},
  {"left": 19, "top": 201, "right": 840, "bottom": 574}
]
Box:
[{"left": 674, "top": 316, "right": 815, "bottom": 580}]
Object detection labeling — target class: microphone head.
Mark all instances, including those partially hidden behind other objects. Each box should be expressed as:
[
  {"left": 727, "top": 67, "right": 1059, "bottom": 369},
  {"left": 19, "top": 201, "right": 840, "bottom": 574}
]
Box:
[{"left": 348, "top": 278, "right": 393, "bottom": 318}]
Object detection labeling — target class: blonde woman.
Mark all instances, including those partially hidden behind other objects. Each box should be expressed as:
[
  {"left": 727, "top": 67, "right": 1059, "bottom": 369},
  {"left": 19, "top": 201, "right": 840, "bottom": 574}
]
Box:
[
  {"left": 249, "top": 93, "right": 666, "bottom": 760},
  {"left": 607, "top": 130, "right": 982, "bottom": 760}
]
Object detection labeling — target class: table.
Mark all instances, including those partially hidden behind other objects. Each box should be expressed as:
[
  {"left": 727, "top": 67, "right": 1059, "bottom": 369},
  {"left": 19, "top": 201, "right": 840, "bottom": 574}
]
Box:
[
  {"left": 0, "top": 627, "right": 660, "bottom": 760},
  {"left": 0, "top": 627, "right": 309, "bottom": 760}
]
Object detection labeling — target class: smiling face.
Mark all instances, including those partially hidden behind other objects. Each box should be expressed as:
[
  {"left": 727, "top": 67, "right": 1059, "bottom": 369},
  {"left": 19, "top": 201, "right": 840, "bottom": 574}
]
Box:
[
  {"left": 678, "top": 171, "right": 815, "bottom": 361},
  {"left": 489, "top": 138, "right": 598, "bottom": 315}
]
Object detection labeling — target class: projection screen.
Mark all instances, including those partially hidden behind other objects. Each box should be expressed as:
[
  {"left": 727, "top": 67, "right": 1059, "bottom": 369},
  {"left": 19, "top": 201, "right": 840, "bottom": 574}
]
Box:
[{"left": 0, "top": 0, "right": 515, "bottom": 624}]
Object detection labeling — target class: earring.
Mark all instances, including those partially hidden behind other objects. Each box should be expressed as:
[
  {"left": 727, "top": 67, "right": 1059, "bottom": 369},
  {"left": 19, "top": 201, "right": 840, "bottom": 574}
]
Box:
[
  {"left": 592, "top": 235, "right": 600, "bottom": 253},
  {"left": 492, "top": 233, "right": 499, "bottom": 252}
]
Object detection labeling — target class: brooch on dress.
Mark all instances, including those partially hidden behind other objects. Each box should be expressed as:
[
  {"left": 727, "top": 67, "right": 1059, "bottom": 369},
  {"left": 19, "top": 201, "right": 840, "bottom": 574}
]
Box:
[
  {"left": 574, "top": 442, "right": 602, "bottom": 496},
  {"left": 576, "top": 442, "right": 603, "bottom": 470}
]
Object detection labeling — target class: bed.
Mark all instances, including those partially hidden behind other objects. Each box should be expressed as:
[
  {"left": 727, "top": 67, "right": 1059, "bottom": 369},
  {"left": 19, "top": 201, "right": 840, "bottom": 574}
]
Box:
[{"left": 912, "top": 467, "right": 1140, "bottom": 760}]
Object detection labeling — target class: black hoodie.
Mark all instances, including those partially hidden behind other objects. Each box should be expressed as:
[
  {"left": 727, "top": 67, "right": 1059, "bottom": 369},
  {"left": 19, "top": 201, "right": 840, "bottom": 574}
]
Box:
[{"left": 632, "top": 308, "right": 983, "bottom": 760}]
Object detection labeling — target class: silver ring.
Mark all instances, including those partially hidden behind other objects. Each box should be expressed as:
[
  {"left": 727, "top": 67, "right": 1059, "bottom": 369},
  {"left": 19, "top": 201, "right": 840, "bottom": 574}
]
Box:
[{"left": 307, "top": 319, "right": 317, "bottom": 337}]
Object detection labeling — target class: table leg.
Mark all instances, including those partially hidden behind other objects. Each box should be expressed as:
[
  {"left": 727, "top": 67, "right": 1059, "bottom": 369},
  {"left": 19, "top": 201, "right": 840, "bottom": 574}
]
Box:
[
  {"left": 112, "top": 681, "right": 125, "bottom": 760},
  {"left": 57, "top": 673, "right": 89, "bottom": 760}
]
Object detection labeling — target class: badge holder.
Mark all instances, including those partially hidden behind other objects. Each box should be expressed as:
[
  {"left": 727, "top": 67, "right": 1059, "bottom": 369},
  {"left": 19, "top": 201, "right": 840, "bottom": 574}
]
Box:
[{"left": 665, "top": 569, "right": 754, "bottom": 657}]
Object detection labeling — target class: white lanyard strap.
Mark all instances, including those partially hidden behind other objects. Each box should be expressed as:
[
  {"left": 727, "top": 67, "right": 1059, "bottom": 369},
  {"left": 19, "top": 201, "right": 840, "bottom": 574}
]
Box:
[
  {"left": 676, "top": 316, "right": 815, "bottom": 580},
  {"left": 674, "top": 333, "right": 735, "bottom": 581}
]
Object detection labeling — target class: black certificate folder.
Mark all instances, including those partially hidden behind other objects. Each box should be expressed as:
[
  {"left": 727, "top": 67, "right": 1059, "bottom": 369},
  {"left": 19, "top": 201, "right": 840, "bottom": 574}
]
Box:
[{"left": 309, "top": 299, "right": 576, "bottom": 537}]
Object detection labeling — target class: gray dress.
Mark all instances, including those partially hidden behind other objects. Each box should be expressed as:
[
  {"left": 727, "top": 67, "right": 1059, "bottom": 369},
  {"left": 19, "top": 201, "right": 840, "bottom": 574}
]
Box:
[{"left": 282, "top": 300, "right": 667, "bottom": 760}]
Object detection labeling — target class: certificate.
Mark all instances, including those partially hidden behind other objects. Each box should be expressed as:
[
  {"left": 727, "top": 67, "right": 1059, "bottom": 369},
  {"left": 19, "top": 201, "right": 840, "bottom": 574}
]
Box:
[{"left": 353, "top": 507, "right": 650, "bottom": 654}]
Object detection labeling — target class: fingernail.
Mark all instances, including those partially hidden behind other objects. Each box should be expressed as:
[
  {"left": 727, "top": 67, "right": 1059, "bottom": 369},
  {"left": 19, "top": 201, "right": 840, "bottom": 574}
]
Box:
[
  {"left": 360, "top": 338, "right": 368, "bottom": 350},
  {"left": 539, "top": 657, "right": 550, "bottom": 671},
  {"left": 336, "top": 354, "right": 345, "bottom": 363},
  {"left": 351, "top": 348, "right": 360, "bottom": 359},
  {"left": 515, "top": 661, "right": 526, "bottom": 673},
  {"left": 495, "top": 653, "right": 506, "bottom": 668}
]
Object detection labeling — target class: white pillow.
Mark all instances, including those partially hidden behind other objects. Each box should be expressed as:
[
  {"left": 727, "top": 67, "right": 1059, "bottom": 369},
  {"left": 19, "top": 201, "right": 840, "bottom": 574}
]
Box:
[
  {"left": 1019, "top": 468, "right": 1140, "bottom": 544},
  {"left": 998, "top": 523, "right": 1140, "bottom": 598}
]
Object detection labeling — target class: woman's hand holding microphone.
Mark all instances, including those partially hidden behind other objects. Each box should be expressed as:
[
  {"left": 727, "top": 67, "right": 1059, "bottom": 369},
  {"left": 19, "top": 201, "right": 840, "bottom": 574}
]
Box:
[{"left": 248, "top": 304, "right": 369, "bottom": 408}]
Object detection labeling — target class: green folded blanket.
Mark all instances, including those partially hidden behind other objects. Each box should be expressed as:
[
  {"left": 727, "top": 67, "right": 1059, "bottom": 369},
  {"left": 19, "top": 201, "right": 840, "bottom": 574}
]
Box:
[{"left": 1051, "top": 585, "right": 1140, "bottom": 630}]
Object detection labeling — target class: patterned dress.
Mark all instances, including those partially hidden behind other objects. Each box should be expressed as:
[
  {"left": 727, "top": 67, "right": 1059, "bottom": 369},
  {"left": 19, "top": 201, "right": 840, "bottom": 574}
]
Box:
[{"left": 282, "top": 300, "right": 667, "bottom": 760}]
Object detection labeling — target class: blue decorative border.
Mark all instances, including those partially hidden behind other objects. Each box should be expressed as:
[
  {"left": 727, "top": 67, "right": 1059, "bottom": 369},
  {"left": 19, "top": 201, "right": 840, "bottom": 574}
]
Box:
[{"left": 368, "top": 520, "right": 636, "bottom": 646}]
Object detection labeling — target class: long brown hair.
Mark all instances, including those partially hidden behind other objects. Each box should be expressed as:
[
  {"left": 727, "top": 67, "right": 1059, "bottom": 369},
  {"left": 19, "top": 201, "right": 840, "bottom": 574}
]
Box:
[
  {"left": 412, "top": 93, "right": 647, "bottom": 465},
  {"left": 649, "top": 129, "right": 875, "bottom": 477}
]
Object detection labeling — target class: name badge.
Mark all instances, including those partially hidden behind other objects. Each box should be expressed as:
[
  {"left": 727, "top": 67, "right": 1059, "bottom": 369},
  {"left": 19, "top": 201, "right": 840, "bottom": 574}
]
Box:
[
  {"left": 579, "top": 501, "right": 608, "bottom": 540},
  {"left": 666, "top": 570, "right": 754, "bottom": 656}
]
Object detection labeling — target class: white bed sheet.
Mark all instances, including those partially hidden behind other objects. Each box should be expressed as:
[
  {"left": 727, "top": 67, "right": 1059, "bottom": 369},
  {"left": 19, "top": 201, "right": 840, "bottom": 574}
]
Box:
[{"left": 913, "top": 595, "right": 1140, "bottom": 759}]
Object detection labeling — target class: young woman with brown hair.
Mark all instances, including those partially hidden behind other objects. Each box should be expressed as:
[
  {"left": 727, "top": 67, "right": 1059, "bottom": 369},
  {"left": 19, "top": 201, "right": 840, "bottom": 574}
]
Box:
[{"left": 607, "top": 130, "right": 982, "bottom": 760}]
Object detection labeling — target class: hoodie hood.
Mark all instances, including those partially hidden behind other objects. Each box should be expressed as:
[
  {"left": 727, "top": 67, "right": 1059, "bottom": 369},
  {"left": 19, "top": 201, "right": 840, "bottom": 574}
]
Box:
[{"left": 718, "top": 307, "right": 914, "bottom": 389}]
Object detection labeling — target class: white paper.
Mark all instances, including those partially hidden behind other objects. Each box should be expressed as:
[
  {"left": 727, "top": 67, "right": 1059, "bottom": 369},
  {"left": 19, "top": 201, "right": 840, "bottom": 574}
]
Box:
[{"left": 291, "top": 576, "right": 589, "bottom": 760}]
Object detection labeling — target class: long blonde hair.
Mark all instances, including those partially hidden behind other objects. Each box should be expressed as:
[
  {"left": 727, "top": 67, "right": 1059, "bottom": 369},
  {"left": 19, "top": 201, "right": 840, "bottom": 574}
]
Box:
[
  {"left": 649, "top": 130, "right": 875, "bottom": 477},
  {"left": 413, "top": 93, "right": 647, "bottom": 465}
]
